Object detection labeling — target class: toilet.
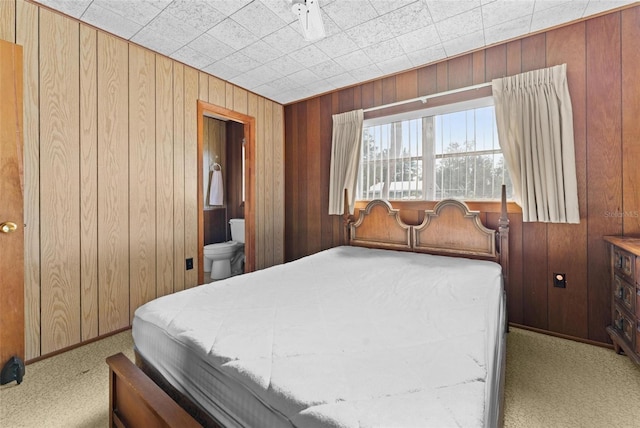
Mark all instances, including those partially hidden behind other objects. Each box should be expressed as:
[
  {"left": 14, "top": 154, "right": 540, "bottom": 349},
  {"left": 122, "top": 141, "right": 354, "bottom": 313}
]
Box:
[{"left": 203, "top": 218, "right": 245, "bottom": 280}]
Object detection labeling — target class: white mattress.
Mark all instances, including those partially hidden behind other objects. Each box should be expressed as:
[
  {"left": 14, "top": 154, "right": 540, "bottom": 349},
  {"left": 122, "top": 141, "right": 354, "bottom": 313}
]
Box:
[{"left": 133, "top": 246, "right": 506, "bottom": 427}]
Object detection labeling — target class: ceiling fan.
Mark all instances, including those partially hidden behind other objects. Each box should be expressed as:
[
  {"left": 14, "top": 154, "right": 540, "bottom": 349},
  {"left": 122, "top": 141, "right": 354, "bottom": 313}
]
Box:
[{"left": 291, "top": 0, "right": 326, "bottom": 41}]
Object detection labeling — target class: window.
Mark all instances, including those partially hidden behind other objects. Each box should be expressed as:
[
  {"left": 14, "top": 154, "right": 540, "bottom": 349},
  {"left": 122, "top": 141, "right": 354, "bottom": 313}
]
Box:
[{"left": 357, "top": 97, "right": 512, "bottom": 201}]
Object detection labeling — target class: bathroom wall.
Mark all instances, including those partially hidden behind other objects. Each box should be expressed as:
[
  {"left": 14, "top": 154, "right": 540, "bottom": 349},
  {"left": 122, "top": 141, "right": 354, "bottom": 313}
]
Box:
[
  {"left": 226, "top": 121, "right": 245, "bottom": 221},
  {"left": 202, "top": 116, "right": 228, "bottom": 245},
  {"left": 203, "top": 116, "right": 226, "bottom": 209},
  {"left": 203, "top": 208, "right": 226, "bottom": 245},
  {"left": 202, "top": 117, "right": 245, "bottom": 245}
]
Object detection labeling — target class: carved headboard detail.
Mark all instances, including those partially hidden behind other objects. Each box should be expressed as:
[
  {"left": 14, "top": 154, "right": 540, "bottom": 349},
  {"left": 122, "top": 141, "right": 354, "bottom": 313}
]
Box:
[
  {"left": 413, "top": 199, "right": 497, "bottom": 260},
  {"left": 349, "top": 199, "right": 411, "bottom": 251}
]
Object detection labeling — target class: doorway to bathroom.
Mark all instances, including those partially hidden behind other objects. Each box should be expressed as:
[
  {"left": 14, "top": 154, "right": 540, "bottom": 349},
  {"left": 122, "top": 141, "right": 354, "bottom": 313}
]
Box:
[{"left": 197, "top": 101, "right": 255, "bottom": 284}]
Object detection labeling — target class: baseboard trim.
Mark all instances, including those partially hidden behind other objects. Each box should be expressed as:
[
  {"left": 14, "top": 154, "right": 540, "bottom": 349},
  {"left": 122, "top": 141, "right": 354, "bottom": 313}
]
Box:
[
  {"left": 509, "top": 323, "right": 614, "bottom": 349},
  {"left": 26, "top": 326, "right": 132, "bottom": 365}
]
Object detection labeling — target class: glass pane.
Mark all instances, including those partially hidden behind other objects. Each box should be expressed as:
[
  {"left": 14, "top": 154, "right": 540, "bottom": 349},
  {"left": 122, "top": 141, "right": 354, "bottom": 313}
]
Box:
[
  {"left": 435, "top": 153, "right": 512, "bottom": 200},
  {"left": 358, "top": 102, "right": 512, "bottom": 201}
]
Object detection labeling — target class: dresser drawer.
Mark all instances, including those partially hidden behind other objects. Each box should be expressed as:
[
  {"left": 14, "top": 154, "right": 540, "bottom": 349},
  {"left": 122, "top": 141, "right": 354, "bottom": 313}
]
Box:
[
  {"left": 637, "top": 321, "right": 640, "bottom": 355},
  {"left": 613, "top": 247, "right": 635, "bottom": 284},
  {"left": 637, "top": 287, "right": 640, "bottom": 319},
  {"left": 613, "top": 275, "right": 636, "bottom": 314},
  {"left": 613, "top": 305, "right": 635, "bottom": 347}
]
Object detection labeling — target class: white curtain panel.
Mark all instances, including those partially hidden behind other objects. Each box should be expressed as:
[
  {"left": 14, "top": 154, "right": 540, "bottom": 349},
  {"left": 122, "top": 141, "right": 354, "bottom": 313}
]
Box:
[
  {"left": 492, "top": 64, "right": 580, "bottom": 223},
  {"left": 328, "top": 109, "right": 364, "bottom": 215}
]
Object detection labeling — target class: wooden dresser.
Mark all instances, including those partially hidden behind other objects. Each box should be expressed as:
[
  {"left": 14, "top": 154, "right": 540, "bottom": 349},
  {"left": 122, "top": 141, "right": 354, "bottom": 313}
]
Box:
[{"left": 604, "top": 236, "right": 640, "bottom": 366}]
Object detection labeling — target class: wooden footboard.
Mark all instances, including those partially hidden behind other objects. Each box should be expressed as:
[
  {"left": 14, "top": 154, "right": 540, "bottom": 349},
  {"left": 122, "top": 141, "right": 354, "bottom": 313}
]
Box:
[
  {"left": 107, "top": 353, "right": 201, "bottom": 428},
  {"left": 134, "top": 351, "right": 222, "bottom": 428}
]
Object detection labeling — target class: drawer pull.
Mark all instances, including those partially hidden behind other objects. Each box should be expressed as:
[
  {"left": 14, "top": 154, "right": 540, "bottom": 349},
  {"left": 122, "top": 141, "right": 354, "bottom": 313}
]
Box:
[
  {"left": 614, "top": 250, "right": 634, "bottom": 277},
  {"left": 623, "top": 256, "right": 632, "bottom": 276},
  {"left": 624, "top": 289, "right": 632, "bottom": 306}
]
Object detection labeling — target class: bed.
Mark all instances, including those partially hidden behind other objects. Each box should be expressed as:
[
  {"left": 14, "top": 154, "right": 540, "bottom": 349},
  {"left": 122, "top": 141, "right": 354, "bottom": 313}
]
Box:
[{"left": 107, "top": 189, "right": 510, "bottom": 428}]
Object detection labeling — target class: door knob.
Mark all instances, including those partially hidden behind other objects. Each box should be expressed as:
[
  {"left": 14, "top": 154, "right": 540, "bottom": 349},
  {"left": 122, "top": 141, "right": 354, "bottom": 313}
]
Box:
[{"left": 0, "top": 222, "right": 18, "bottom": 233}]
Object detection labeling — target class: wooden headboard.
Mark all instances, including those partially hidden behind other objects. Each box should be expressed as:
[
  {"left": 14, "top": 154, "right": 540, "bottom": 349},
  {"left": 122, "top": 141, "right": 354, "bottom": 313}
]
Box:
[
  {"left": 413, "top": 199, "right": 497, "bottom": 259},
  {"left": 349, "top": 199, "right": 411, "bottom": 251},
  {"left": 345, "top": 186, "right": 510, "bottom": 283}
]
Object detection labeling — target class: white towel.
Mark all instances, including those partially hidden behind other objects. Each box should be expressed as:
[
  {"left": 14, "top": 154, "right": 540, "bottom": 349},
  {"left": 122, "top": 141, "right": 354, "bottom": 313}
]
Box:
[{"left": 209, "top": 170, "right": 224, "bottom": 206}]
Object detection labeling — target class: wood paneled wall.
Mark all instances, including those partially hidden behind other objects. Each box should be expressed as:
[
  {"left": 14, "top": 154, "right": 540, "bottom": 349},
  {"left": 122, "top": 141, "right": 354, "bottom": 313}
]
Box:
[
  {"left": 2, "top": 0, "right": 284, "bottom": 360},
  {"left": 39, "top": 8, "right": 81, "bottom": 353},
  {"left": 284, "top": 6, "right": 640, "bottom": 345}
]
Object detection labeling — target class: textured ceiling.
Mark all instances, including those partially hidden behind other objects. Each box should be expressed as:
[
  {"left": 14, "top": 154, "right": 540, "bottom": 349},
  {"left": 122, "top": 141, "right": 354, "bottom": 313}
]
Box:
[{"left": 35, "top": 0, "right": 636, "bottom": 105}]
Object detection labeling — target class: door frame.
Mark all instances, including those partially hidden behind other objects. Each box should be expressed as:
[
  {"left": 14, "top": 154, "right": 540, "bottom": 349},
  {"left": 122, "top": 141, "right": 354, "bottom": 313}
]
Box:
[{"left": 197, "top": 101, "right": 255, "bottom": 284}]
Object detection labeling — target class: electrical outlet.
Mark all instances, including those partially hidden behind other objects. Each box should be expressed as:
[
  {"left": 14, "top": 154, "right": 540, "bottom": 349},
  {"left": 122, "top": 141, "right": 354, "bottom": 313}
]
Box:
[
  {"left": 186, "top": 258, "right": 193, "bottom": 270},
  {"left": 553, "top": 273, "right": 566, "bottom": 288}
]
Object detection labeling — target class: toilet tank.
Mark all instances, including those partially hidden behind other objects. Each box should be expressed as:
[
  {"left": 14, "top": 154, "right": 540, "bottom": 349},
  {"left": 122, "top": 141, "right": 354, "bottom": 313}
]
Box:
[{"left": 229, "top": 219, "right": 245, "bottom": 243}]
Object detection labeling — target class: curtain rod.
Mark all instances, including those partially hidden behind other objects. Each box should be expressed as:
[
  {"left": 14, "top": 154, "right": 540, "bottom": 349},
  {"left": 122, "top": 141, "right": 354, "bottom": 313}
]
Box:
[{"left": 362, "top": 81, "right": 493, "bottom": 113}]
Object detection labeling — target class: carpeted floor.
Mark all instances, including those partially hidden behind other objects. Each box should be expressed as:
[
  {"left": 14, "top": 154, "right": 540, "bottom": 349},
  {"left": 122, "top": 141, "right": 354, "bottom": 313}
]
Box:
[
  {"left": 504, "top": 329, "right": 640, "bottom": 427},
  {"left": 1, "top": 328, "right": 639, "bottom": 427},
  {"left": 0, "top": 332, "right": 134, "bottom": 428}
]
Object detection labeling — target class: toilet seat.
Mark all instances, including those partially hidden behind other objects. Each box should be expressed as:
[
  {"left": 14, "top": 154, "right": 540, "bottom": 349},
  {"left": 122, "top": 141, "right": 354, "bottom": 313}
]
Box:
[{"left": 204, "top": 241, "right": 239, "bottom": 254}]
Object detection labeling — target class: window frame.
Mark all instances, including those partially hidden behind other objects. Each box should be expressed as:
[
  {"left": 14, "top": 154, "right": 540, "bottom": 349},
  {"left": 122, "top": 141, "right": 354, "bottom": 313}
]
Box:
[{"left": 357, "top": 96, "right": 511, "bottom": 203}]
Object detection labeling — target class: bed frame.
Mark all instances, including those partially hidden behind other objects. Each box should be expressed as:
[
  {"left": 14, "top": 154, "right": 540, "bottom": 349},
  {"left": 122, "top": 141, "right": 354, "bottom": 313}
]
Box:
[{"left": 107, "top": 187, "right": 510, "bottom": 427}]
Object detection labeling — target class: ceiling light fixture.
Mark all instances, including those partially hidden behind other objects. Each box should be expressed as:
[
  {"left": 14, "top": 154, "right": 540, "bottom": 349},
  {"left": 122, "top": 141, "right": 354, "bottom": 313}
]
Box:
[{"left": 291, "top": 0, "right": 326, "bottom": 42}]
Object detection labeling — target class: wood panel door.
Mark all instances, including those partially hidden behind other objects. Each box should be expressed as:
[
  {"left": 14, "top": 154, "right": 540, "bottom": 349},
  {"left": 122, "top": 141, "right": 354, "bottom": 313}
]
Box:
[{"left": 0, "top": 39, "right": 25, "bottom": 375}]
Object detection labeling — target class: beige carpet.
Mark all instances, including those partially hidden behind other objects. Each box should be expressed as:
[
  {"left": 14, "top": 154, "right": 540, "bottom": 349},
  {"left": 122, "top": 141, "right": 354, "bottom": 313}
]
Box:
[
  {"left": 1, "top": 328, "right": 639, "bottom": 427},
  {"left": 504, "top": 328, "right": 640, "bottom": 428},
  {"left": 0, "top": 332, "right": 134, "bottom": 428}
]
